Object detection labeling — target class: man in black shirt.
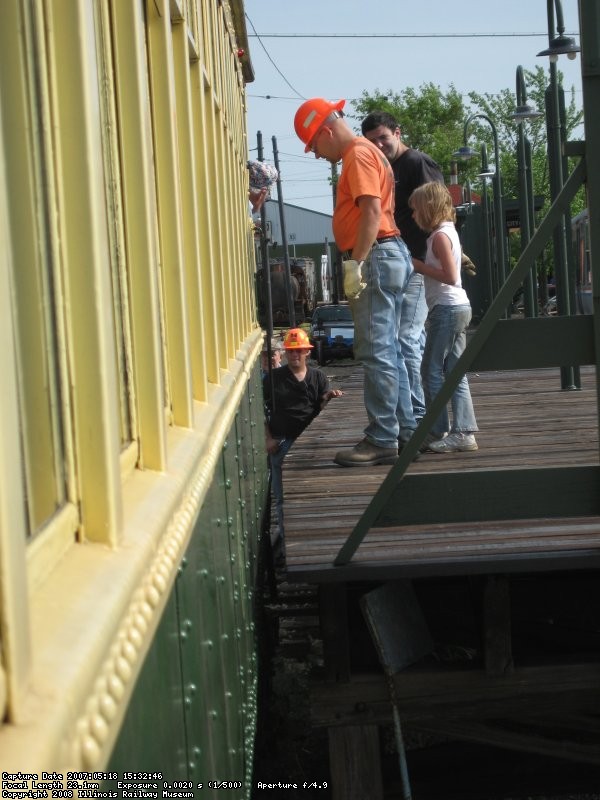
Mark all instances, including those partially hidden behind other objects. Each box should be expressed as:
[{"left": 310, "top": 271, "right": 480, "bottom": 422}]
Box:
[
  {"left": 361, "top": 111, "right": 444, "bottom": 426},
  {"left": 263, "top": 328, "right": 342, "bottom": 549}
]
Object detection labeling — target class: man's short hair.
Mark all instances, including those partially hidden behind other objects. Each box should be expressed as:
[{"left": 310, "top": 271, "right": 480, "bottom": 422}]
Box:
[
  {"left": 361, "top": 110, "right": 400, "bottom": 136},
  {"left": 262, "top": 337, "right": 283, "bottom": 353}
]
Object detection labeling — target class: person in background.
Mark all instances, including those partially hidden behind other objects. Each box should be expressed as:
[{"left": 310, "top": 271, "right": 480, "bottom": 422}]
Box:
[
  {"left": 248, "top": 159, "right": 278, "bottom": 213},
  {"left": 263, "top": 328, "right": 343, "bottom": 550},
  {"left": 409, "top": 182, "right": 479, "bottom": 453},
  {"left": 294, "top": 97, "right": 416, "bottom": 467},
  {"left": 261, "top": 337, "right": 284, "bottom": 378},
  {"left": 361, "top": 110, "right": 444, "bottom": 425}
]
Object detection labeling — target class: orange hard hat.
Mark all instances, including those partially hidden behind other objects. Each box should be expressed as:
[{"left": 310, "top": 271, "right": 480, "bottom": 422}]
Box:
[
  {"left": 283, "top": 328, "right": 313, "bottom": 350},
  {"left": 294, "top": 98, "right": 346, "bottom": 153}
]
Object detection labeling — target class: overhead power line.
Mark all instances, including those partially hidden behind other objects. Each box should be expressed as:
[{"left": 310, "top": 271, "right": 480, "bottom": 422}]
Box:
[
  {"left": 244, "top": 13, "right": 305, "bottom": 100},
  {"left": 247, "top": 31, "right": 575, "bottom": 39}
]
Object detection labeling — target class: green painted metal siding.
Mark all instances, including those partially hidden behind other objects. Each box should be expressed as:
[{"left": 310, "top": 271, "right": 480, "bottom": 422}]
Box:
[{"left": 107, "top": 366, "right": 268, "bottom": 797}]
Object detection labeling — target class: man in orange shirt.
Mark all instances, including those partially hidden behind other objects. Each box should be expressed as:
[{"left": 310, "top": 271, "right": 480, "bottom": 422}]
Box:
[{"left": 294, "top": 98, "right": 417, "bottom": 466}]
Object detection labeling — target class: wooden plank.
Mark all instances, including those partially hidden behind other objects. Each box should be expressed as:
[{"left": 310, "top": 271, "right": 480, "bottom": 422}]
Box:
[
  {"left": 328, "top": 725, "right": 384, "bottom": 800},
  {"left": 310, "top": 665, "right": 600, "bottom": 727},
  {"left": 411, "top": 715, "right": 600, "bottom": 765}
]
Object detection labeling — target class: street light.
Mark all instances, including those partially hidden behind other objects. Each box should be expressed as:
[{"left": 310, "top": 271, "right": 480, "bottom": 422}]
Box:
[
  {"left": 454, "top": 113, "right": 507, "bottom": 309},
  {"left": 510, "top": 66, "right": 543, "bottom": 317},
  {"left": 536, "top": 0, "right": 580, "bottom": 61},
  {"left": 537, "top": 0, "right": 580, "bottom": 389},
  {"left": 476, "top": 144, "right": 495, "bottom": 304}
]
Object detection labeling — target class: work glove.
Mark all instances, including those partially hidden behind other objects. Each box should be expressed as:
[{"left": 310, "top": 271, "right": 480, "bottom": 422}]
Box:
[
  {"left": 461, "top": 252, "right": 477, "bottom": 277},
  {"left": 343, "top": 259, "right": 366, "bottom": 300}
]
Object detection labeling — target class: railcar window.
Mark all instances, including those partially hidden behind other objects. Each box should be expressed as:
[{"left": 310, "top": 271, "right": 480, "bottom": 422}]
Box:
[
  {"left": 181, "top": 0, "right": 200, "bottom": 59},
  {"left": 196, "top": 1, "right": 205, "bottom": 73},
  {"left": 200, "top": 0, "right": 215, "bottom": 85},
  {"left": 0, "top": 1, "right": 70, "bottom": 536},
  {"left": 94, "top": 0, "right": 135, "bottom": 449}
]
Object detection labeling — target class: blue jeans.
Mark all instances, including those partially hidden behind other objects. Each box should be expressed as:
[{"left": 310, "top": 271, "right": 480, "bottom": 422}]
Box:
[
  {"left": 421, "top": 303, "right": 478, "bottom": 436},
  {"left": 350, "top": 238, "right": 416, "bottom": 447},
  {"left": 399, "top": 272, "right": 428, "bottom": 422},
  {"left": 269, "top": 437, "right": 294, "bottom": 538}
]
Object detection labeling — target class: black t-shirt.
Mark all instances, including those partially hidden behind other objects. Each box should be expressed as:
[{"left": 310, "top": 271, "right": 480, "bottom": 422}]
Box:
[
  {"left": 392, "top": 148, "right": 444, "bottom": 259},
  {"left": 263, "top": 364, "right": 329, "bottom": 440}
]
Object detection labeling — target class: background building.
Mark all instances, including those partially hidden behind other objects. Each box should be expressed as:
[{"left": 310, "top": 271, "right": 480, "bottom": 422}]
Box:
[{"left": 258, "top": 198, "right": 333, "bottom": 268}]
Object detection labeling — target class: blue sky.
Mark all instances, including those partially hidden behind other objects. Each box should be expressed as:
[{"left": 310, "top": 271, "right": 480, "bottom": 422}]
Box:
[{"left": 244, "top": 0, "right": 583, "bottom": 215}]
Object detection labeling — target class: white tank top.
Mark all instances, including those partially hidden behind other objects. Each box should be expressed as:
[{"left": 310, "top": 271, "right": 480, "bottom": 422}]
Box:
[{"left": 424, "top": 221, "right": 470, "bottom": 309}]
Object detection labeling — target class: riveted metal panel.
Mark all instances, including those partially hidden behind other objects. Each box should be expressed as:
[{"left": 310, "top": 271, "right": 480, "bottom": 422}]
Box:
[
  {"left": 250, "top": 366, "right": 270, "bottom": 509},
  {"left": 107, "top": 365, "right": 265, "bottom": 792},
  {"left": 231, "top": 407, "right": 261, "bottom": 769},
  {"left": 220, "top": 432, "right": 248, "bottom": 782},
  {"left": 107, "top": 590, "right": 187, "bottom": 776},
  {"left": 236, "top": 385, "right": 258, "bottom": 565},
  {"left": 177, "top": 482, "right": 232, "bottom": 784}
]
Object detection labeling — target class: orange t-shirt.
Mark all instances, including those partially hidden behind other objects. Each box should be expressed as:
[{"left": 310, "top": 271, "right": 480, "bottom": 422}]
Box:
[{"left": 332, "top": 137, "right": 400, "bottom": 252}]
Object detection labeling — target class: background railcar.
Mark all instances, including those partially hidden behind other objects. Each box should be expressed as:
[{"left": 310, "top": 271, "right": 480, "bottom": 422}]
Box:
[
  {"left": 0, "top": 0, "right": 266, "bottom": 791},
  {"left": 256, "top": 257, "right": 318, "bottom": 327}
]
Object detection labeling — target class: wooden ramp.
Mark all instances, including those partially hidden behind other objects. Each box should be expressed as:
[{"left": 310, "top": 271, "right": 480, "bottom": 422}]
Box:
[{"left": 282, "top": 366, "right": 600, "bottom": 581}]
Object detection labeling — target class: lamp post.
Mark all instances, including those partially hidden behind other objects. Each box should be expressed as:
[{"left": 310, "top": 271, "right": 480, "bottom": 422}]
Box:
[
  {"left": 454, "top": 113, "right": 507, "bottom": 311},
  {"left": 477, "top": 144, "right": 495, "bottom": 307},
  {"left": 511, "top": 66, "right": 543, "bottom": 317},
  {"left": 537, "top": 0, "right": 580, "bottom": 389}
]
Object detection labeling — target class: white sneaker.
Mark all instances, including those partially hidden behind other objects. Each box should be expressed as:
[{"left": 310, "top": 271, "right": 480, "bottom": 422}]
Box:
[
  {"left": 420, "top": 432, "right": 447, "bottom": 452},
  {"left": 428, "top": 432, "right": 478, "bottom": 453}
]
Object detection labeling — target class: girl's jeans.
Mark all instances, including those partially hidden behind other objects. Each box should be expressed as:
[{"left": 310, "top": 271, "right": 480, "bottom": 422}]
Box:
[{"left": 421, "top": 303, "right": 478, "bottom": 436}]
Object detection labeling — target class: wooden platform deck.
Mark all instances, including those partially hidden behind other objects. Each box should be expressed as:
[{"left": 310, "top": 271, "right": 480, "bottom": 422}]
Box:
[{"left": 282, "top": 366, "right": 600, "bottom": 582}]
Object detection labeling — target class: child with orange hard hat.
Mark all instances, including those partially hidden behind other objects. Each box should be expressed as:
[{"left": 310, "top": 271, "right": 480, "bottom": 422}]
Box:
[{"left": 263, "top": 328, "right": 342, "bottom": 558}]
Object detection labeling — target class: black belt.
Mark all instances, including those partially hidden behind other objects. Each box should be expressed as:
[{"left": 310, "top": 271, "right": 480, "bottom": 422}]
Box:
[{"left": 342, "top": 236, "right": 398, "bottom": 260}]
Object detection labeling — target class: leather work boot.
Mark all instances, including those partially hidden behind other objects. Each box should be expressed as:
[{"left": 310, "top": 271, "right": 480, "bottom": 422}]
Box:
[{"left": 334, "top": 437, "right": 398, "bottom": 467}]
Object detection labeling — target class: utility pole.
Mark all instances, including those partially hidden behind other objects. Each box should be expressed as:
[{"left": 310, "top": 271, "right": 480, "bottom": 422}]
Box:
[
  {"left": 330, "top": 161, "right": 341, "bottom": 303},
  {"left": 257, "top": 131, "right": 275, "bottom": 408},
  {"left": 272, "top": 135, "right": 296, "bottom": 327}
]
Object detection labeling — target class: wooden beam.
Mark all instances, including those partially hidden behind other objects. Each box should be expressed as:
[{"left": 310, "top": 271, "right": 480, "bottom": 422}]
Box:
[
  {"left": 412, "top": 715, "right": 600, "bottom": 765},
  {"left": 483, "top": 575, "right": 513, "bottom": 677},
  {"left": 319, "top": 584, "right": 351, "bottom": 682},
  {"left": 328, "top": 724, "right": 384, "bottom": 800},
  {"left": 311, "top": 665, "right": 600, "bottom": 727}
]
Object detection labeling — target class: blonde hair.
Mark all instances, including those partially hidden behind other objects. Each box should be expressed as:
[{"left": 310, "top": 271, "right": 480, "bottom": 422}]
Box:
[{"left": 409, "top": 181, "right": 456, "bottom": 232}]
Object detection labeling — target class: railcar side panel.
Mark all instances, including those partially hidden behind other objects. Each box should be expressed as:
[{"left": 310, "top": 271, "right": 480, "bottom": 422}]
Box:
[{"left": 0, "top": 0, "right": 264, "bottom": 786}]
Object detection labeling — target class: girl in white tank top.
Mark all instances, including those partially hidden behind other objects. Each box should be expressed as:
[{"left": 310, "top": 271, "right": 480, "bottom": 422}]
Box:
[{"left": 408, "top": 182, "right": 479, "bottom": 453}]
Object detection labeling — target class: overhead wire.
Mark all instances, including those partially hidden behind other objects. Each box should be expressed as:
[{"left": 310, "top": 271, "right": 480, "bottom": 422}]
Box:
[
  {"left": 244, "top": 13, "right": 305, "bottom": 100},
  {"left": 247, "top": 31, "right": 574, "bottom": 39}
]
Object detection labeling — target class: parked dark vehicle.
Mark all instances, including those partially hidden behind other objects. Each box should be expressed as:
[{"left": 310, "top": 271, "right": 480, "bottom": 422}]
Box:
[{"left": 310, "top": 302, "right": 354, "bottom": 366}]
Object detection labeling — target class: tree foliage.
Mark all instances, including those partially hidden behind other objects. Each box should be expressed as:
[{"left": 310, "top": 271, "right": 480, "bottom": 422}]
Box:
[
  {"left": 350, "top": 67, "right": 583, "bottom": 204},
  {"left": 350, "top": 83, "right": 466, "bottom": 176}
]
